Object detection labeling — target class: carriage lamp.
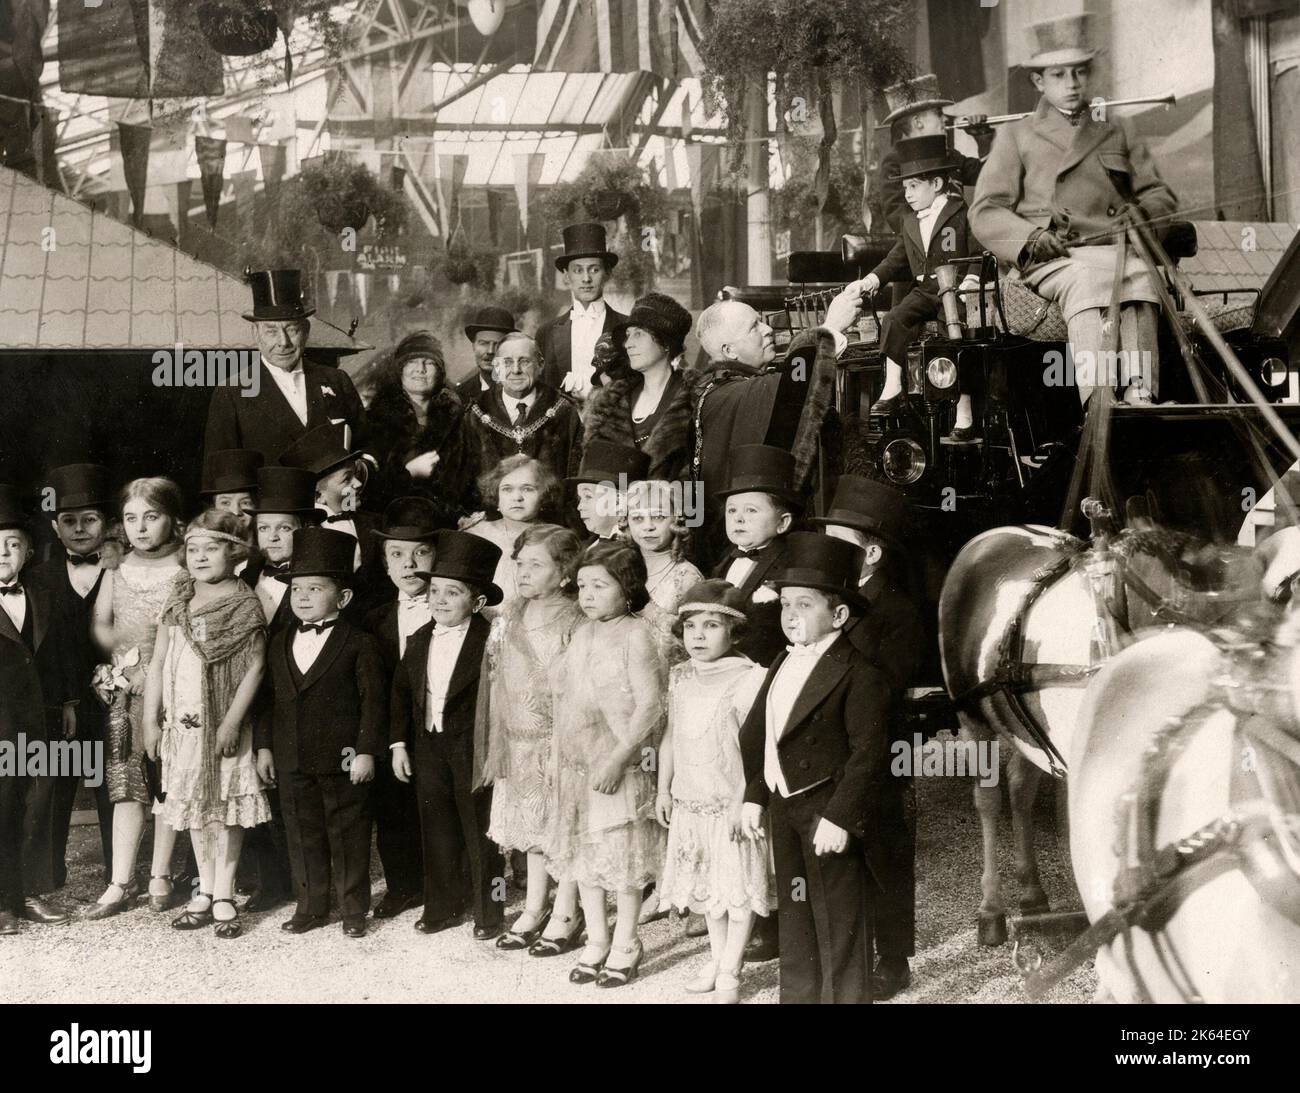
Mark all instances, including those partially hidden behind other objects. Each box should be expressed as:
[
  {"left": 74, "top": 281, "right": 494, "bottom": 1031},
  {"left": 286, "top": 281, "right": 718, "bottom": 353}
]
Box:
[
  {"left": 927, "top": 355, "right": 958, "bottom": 391},
  {"left": 1263, "top": 357, "right": 1288, "bottom": 388},
  {"left": 881, "top": 436, "right": 927, "bottom": 486}
]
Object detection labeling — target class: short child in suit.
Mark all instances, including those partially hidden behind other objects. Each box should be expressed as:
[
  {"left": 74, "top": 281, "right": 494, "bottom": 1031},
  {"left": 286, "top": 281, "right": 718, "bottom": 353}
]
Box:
[
  {"left": 390, "top": 531, "right": 505, "bottom": 939},
  {"left": 255, "top": 527, "right": 386, "bottom": 938},
  {"left": 738, "top": 532, "right": 894, "bottom": 1003},
  {"left": 570, "top": 440, "right": 650, "bottom": 545},
  {"left": 200, "top": 449, "right": 263, "bottom": 542}
]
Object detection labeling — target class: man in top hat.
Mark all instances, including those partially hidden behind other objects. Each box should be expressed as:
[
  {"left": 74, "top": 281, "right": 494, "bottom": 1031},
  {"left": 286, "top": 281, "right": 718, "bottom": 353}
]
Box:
[
  {"left": 27, "top": 464, "right": 117, "bottom": 891},
  {"left": 456, "top": 305, "right": 518, "bottom": 404},
  {"left": 809, "top": 475, "right": 925, "bottom": 1000},
  {"left": 971, "top": 13, "right": 1177, "bottom": 405},
  {"left": 204, "top": 268, "right": 369, "bottom": 468},
  {"left": 877, "top": 74, "right": 992, "bottom": 234},
  {"left": 0, "top": 485, "right": 80, "bottom": 934},
  {"left": 737, "top": 531, "right": 893, "bottom": 1003},
  {"left": 199, "top": 449, "right": 264, "bottom": 538},
  {"left": 537, "top": 223, "right": 628, "bottom": 402},
  {"left": 569, "top": 439, "right": 650, "bottom": 544}
]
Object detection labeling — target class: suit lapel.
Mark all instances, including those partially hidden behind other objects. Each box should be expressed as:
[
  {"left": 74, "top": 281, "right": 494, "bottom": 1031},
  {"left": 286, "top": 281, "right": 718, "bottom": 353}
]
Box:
[
  {"left": 781, "top": 637, "right": 851, "bottom": 738},
  {"left": 554, "top": 312, "right": 573, "bottom": 372},
  {"left": 305, "top": 365, "right": 329, "bottom": 428},
  {"left": 297, "top": 621, "right": 349, "bottom": 692},
  {"left": 404, "top": 622, "right": 433, "bottom": 720},
  {"left": 444, "top": 613, "right": 488, "bottom": 705},
  {"left": 1058, "top": 114, "right": 1114, "bottom": 178},
  {"left": 0, "top": 600, "right": 21, "bottom": 646},
  {"left": 1031, "top": 99, "right": 1074, "bottom": 155},
  {"left": 28, "top": 583, "right": 49, "bottom": 652},
  {"left": 258, "top": 363, "right": 308, "bottom": 433},
  {"left": 742, "top": 542, "right": 785, "bottom": 595}
]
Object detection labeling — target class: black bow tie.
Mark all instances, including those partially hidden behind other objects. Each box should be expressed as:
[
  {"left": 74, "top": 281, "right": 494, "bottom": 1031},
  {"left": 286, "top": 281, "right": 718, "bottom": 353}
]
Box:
[
  {"left": 733, "top": 545, "right": 767, "bottom": 559},
  {"left": 323, "top": 513, "right": 353, "bottom": 525},
  {"left": 263, "top": 562, "right": 290, "bottom": 583},
  {"left": 68, "top": 552, "right": 101, "bottom": 566},
  {"left": 0, "top": 582, "right": 23, "bottom": 596},
  {"left": 297, "top": 619, "right": 337, "bottom": 635}
]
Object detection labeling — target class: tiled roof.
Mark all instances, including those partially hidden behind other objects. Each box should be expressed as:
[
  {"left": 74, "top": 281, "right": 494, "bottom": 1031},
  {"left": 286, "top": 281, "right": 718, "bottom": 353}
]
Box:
[
  {"left": 0, "top": 167, "right": 362, "bottom": 352},
  {"left": 1181, "top": 220, "right": 1297, "bottom": 296}
]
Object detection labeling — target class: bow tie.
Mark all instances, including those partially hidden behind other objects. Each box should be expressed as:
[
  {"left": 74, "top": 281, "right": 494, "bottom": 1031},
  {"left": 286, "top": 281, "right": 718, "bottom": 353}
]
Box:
[
  {"left": 0, "top": 582, "right": 23, "bottom": 596},
  {"left": 399, "top": 597, "right": 426, "bottom": 610},
  {"left": 432, "top": 624, "right": 466, "bottom": 638},
  {"left": 297, "top": 619, "right": 337, "bottom": 635},
  {"left": 68, "top": 552, "right": 101, "bottom": 566},
  {"left": 733, "top": 546, "right": 766, "bottom": 559},
  {"left": 785, "top": 644, "right": 822, "bottom": 660},
  {"left": 263, "top": 562, "right": 290, "bottom": 584},
  {"left": 322, "top": 513, "right": 354, "bottom": 525}
]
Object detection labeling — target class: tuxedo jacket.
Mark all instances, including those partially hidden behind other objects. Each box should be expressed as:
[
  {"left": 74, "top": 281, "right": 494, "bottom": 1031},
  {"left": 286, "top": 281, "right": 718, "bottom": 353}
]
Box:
[
  {"left": 844, "top": 577, "right": 925, "bottom": 699},
  {"left": 880, "top": 149, "right": 984, "bottom": 234},
  {"left": 738, "top": 633, "right": 893, "bottom": 883},
  {"left": 870, "top": 196, "right": 980, "bottom": 293},
  {"left": 363, "top": 600, "right": 403, "bottom": 678},
  {"left": 0, "top": 582, "right": 75, "bottom": 744},
  {"left": 239, "top": 557, "right": 296, "bottom": 640},
  {"left": 537, "top": 302, "right": 628, "bottom": 392},
  {"left": 203, "top": 360, "right": 368, "bottom": 464},
  {"left": 257, "top": 619, "right": 387, "bottom": 775},
  {"left": 28, "top": 556, "right": 103, "bottom": 687},
  {"left": 323, "top": 510, "right": 392, "bottom": 620},
  {"left": 711, "top": 536, "right": 790, "bottom": 668},
  {"left": 389, "top": 613, "right": 489, "bottom": 749}
]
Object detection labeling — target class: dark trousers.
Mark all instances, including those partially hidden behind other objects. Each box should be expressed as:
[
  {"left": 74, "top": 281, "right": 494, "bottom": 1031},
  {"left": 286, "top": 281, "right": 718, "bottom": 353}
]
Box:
[
  {"left": 875, "top": 781, "right": 916, "bottom": 961},
  {"left": 49, "top": 708, "right": 112, "bottom": 888},
  {"left": 409, "top": 728, "right": 504, "bottom": 928},
  {"left": 373, "top": 755, "right": 424, "bottom": 900},
  {"left": 244, "top": 786, "right": 294, "bottom": 898},
  {"left": 280, "top": 770, "right": 372, "bottom": 919},
  {"left": 0, "top": 768, "right": 56, "bottom": 912},
  {"left": 880, "top": 285, "right": 941, "bottom": 366},
  {"left": 770, "top": 785, "right": 873, "bottom": 1004}
]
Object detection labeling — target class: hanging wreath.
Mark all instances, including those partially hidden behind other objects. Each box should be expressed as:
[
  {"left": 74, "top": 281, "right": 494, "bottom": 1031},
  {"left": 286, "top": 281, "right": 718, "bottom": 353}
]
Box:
[{"left": 198, "top": 1, "right": 279, "bottom": 56}]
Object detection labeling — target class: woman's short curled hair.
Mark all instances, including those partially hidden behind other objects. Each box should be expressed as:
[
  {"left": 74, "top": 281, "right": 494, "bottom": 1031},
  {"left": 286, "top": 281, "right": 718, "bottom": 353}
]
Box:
[
  {"left": 478, "top": 454, "right": 559, "bottom": 517},
  {"left": 619, "top": 478, "right": 692, "bottom": 562},
  {"left": 511, "top": 523, "right": 584, "bottom": 597},
  {"left": 578, "top": 538, "right": 650, "bottom": 613},
  {"left": 188, "top": 507, "right": 251, "bottom": 565}
]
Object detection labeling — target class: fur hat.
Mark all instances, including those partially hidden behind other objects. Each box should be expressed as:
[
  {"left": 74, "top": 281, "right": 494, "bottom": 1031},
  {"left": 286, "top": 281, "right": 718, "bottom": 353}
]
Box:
[{"left": 613, "top": 292, "right": 693, "bottom": 360}]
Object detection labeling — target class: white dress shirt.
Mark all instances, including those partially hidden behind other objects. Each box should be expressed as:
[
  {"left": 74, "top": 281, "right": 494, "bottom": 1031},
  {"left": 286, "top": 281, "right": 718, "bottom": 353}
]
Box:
[
  {"left": 424, "top": 619, "right": 471, "bottom": 733},
  {"left": 66, "top": 556, "right": 103, "bottom": 599},
  {"left": 0, "top": 582, "right": 27, "bottom": 634},
  {"left": 292, "top": 613, "right": 339, "bottom": 675},
  {"left": 764, "top": 630, "right": 841, "bottom": 797},
  {"left": 321, "top": 509, "right": 363, "bottom": 571},
  {"left": 565, "top": 298, "right": 607, "bottom": 394},
  {"left": 502, "top": 389, "right": 538, "bottom": 426},
  {"left": 724, "top": 555, "right": 758, "bottom": 590},
  {"left": 397, "top": 594, "right": 433, "bottom": 658},
  {"left": 255, "top": 570, "right": 288, "bottom": 623},
  {"left": 917, "top": 193, "right": 949, "bottom": 254},
  {"left": 265, "top": 362, "right": 309, "bottom": 426}
]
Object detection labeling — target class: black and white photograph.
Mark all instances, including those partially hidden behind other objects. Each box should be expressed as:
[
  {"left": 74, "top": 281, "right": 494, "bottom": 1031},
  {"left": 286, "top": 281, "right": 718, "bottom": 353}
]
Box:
[{"left": 0, "top": 0, "right": 1296, "bottom": 1048}]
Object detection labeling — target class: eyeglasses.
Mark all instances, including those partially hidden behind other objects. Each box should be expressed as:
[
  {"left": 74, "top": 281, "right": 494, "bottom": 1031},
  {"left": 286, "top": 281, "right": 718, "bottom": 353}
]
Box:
[{"left": 493, "top": 357, "right": 539, "bottom": 369}]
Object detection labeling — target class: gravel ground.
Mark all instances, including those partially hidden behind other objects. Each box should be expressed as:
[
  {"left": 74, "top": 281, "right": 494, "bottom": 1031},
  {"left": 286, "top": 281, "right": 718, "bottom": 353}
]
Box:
[{"left": 0, "top": 762, "right": 1095, "bottom": 1004}]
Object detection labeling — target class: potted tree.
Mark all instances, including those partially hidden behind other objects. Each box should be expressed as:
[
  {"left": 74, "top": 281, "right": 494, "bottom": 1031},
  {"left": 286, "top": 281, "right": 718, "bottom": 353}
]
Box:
[{"left": 198, "top": 1, "right": 279, "bottom": 55}]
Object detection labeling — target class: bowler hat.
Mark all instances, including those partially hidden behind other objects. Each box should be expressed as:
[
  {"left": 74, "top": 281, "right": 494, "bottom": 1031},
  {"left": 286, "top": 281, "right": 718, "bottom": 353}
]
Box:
[
  {"left": 242, "top": 268, "right": 314, "bottom": 322},
  {"left": 613, "top": 292, "right": 693, "bottom": 360},
  {"left": 251, "top": 467, "right": 326, "bottom": 522},
  {"left": 0, "top": 484, "right": 31, "bottom": 532},
  {"left": 373, "top": 496, "right": 449, "bottom": 542},
  {"left": 200, "top": 449, "right": 264, "bottom": 497},
  {"left": 288, "top": 526, "right": 356, "bottom": 580},
  {"left": 881, "top": 74, "right": 954, "bottom": 126},
  {"left": 278, "top": 423, "right": 362, "bottom": 480},
  {"left": 416, "top": 530, "right": 503, "bottom": 606},
  {"left": 45, "top": 463, "right": 113, "bottom": 513},
  {"left": 676, "top": 578, "right": 751, "bottom": 621},
  {"left": 1026, "top": 14, "right": 1098, "bottom": 69},
  {"left": 568, "top": 440, "right": 651, "bottom": 486},
  {"left": 464, "top": 305, "right": 518, "bottom": 342},
  {"left": 808, "top": 475, "right": 912, "bottom": 550},
  {"left": 894, "top": 135, "right": 959, "bottom": 181},
  {"left": 767, "top": 531, "right": 868, "bottom": 611},
  {"left": 555, "top": 222, "right": 618, "bottom": 272},
  {"left": 715, "top": 444, "right": 800, "bottom": 506}
]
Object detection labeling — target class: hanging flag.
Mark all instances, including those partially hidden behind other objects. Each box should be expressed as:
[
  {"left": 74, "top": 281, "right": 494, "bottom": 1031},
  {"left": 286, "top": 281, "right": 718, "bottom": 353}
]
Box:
[
  {"left": 116, "top": 122, "right": 151, "bottom": 227},
  {"left": 324, "top": 269, "right": 342, "bottom": 308},
  {"left": 390, "top": 163, "right": 407, "bottom": 193},
  {"left": 162, "top": 179, "right": 191, "bottom": 242},
  {"left": 151, "top": 0, "right": 225, "bottom": 98},
  {"left": 259, "top": 142, "right": 288, "bottom": 207},
  {"left": 513, "top": 152, "right": 546, "bottom": 233},
  {"left": 664, "top": 140, "right": 679, "bottom": 193},
  {"left": 534, "top": 0, "right": 706, "bottom": 77},
  {"left": 680, "top": 92, "right": 693, "bottom": 139},
  {"left": 58, "top": 0, "right": 150, "bottom": 97},
  {"left": 354, "top": 271, "right": 370, "bottom": 315},
  {"left": 685, "top": 141, "right": 717, "bottom": 219},
  {"left": 437, "top": 154, "right": 470, "bottom": 227},
  {"left": 195, "top": 135, "right": 227, "bottom": 230},
  {"left": 812, "top": 74, "right": 837, "bottom": 214},
  {"left": 233, "top": 170, "right": 258, "bottom": 234}
]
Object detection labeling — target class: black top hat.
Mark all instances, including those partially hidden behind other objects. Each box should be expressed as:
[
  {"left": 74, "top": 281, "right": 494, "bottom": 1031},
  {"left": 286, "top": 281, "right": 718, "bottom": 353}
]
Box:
[
  {"left": 894, "top": 135, "right": 959, "bottom": 181},
  {"left": 416, "top": 530, "right": 503, "bottom": 606},
  {"left": 373, "top": 497, "right": 448, "bottom": 542},
  {"left": 807, "top": 475, "right": 912, "bottom": 549},
  {"left": 555, "top": 222, "right": 618, "bottom": 272},
  {"left": 613, "top": 292, "right": 693, "bottom": 359},
  {"left": 768, "top": 531, "right": 868, "bottom": 611},
  {"left": 0, "top": 483, "right": 31, "bottom": 532},
  {"left": 45, "top": 463, "right": 113, "bottom": 513},
  {"left": 242, "top": 268, "right": 315, "bottom": 322},
  {"left": 568, "top": 440, "right": 651, "bottom": 486},
  {"left": 278, "top": 423, "right": 362, "bottom": 479},
  {"left": 464, "top": 305, "right": 518, "bottom": 342},
  {"left": 200, "top": 449, "right": 264, "bottom": 497},
  {"left": 716, "top": 444, "right": 799, "bottom": 505},
  {"left": 288, "top": 526, "right": 356, "bottom": 581},
  {"left": 251, "top": 467, "right": 326, "bottom": 522}
]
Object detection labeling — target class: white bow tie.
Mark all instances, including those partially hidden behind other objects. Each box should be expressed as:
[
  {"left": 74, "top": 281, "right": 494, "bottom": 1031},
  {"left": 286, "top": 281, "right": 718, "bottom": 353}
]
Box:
[
  {"left": 785, "top": 645, "right": 821, "bottom": 659},
  {"left": 399, "top": 598, "right": 425, "bottom": 611},
  {"left": 918, "top": 205, "right": 941, "bottom": 222}
]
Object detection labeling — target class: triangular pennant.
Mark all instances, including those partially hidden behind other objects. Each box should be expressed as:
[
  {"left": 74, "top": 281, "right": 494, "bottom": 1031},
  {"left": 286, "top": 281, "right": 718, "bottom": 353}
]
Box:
[
  {"left": 233, "top": 170, "right": 257, "bottom": 234},
  {"left": 685, "top": 141, "right": 717, "bottom": 219},
  {"left": 57, "top": 0, "right": 150, "bottom": 96},
  {"left": 513, "top": 151, "right": 545, "bottom": 234},
  {"left": 116, "top": 122, "right": 151, "bottom": 227},
  {"left": 259, "top": 141, "right": 287, "bottom": 207},
  {"left": 353, "top": 271, "right": 370, "bottom": 315},
  {"left": 195, "top": 135, "right": 227, "bottom": 230},
  {"left": 324, "top": 269, "right": 342, "bottom": 307}
]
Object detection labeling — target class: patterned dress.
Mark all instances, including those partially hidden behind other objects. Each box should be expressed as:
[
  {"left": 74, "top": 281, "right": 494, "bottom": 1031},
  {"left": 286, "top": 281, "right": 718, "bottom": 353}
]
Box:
[
  {"left": 639, "top": 557, "right": 704, "bottom": 667},
  {"left": 659, "top": 656, "right": 773, "bottom": 917},
  {"left": 480, "top": 597, "right": 586, "bottom": 854},
  {"left": 546, "top": 613, "right": 666, "bottom": 891},
  {"left": 465, "top": 518, "right": 531, "bottom": 606},
  {"left": 103, "top": 557, "right": 185, "bottom": 805}
]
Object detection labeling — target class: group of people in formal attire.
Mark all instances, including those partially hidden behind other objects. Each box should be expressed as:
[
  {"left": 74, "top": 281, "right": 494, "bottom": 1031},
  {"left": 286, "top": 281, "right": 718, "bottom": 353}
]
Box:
[{"left": 0, "top": 13, "right": 1170, "bottom": 1003}]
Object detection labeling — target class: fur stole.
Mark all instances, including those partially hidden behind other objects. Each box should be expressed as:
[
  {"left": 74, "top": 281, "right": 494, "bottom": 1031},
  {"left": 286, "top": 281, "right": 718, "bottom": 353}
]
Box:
[{"left": 583, "top": 367, "right": 710, "bottom": 483}]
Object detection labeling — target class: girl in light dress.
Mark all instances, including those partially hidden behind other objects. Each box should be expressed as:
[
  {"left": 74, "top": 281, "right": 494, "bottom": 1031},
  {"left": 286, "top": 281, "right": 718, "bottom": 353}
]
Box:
[
  {"left": 655, "top": 579, "right": 773, "bottom": 1003},
  {"left": 142, "top": 509, "right": 269, "bottom": 939},
  {"left": 547, "top": 539, "right": 667, "bottom": 988},
  {"left": 476, "top": 524, "right": 587, "bottom": 954},
  {"left": 465, "top": 454, "right": 555, "bottom": 607},
  {"left": 84, "top": 478, "right": 187, "bottom": 920},
  {"left": 622, "top": 478, "right": 702, "bottom": 666}
]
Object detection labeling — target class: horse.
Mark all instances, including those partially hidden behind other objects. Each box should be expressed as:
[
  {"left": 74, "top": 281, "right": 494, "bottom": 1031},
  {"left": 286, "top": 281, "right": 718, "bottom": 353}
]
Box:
[{"left": 938, "top": 514, "right": 1268, "bottom": 945}]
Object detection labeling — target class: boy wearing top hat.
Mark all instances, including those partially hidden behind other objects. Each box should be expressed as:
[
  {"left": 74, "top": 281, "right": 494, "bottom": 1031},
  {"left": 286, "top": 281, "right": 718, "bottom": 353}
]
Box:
[
  {"left": 255, "top": 527, "right": 387, "bottom": 938},
  {"left": 364, "top": 497, "right": 447, "bottom": 919},
  {"left": 970, "top": 13, "right": 1177, "bottom": 406},
  {"left": 390, "top": 531, "right": 505, "bottom": 939},
  {"left": 200, "top": 449, "right": 264, "bottom": 539},
  {"left": 569, "top": 440, "right": 650, "bottom": 545},
  {"left": 809, "top": 476, "right": 925, "bottom": 1000},
  {"left": 537, "top": 223, "right": 629, "bottom": 401},
  {"left": 0, "top": 485, "right": 79, "bottom": 934},
  {"left": 457, "top": 305, "right": 518, "bottom": 404},
  {"left": 27, "top": 463, "right": 116, "bottom": 888},
  {"left": 204, "top": 268, "right": 369, "bottom": 466},
  {"left": 737, "top": 532, "right": 894, "bottom": 1003},
  {"left": 861, "top": 136, "right": 984, "bottom": 443},
  {"left": 712, "top": 444, "right": 801, "bottom": 668}
]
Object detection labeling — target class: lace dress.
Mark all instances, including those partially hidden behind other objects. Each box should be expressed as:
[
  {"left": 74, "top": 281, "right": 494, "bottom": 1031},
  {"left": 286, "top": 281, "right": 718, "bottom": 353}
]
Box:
[
  {"left": 480, "top": 597, "right": 586, "bottom": 854},
  {"left": 659, "top": 656, "right": 773, "bottom": 917},
  {"left": 466, "top": 518, "right": 529, "bottom": 605},
  {"left": 546, "top": 613, "right": 667, "bottom": 890},
  {"left": 639, "top": 557, "right": 704, "bottom": 667},
  {"left": 102, "top": 558, "right": 185, "bottom": 805}
]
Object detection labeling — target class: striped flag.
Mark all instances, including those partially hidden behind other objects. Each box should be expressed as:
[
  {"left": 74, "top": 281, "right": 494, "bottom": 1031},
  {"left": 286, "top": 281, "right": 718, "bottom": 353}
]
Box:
[{"left": 535, "top": 0, "right": 707, "bottom": 78}]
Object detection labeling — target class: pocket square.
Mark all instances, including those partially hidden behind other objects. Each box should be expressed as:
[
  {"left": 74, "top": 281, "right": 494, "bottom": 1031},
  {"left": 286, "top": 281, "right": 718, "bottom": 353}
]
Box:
[
  {"left": 751, "top": 586, "right": 779, "bottom": 604},
  {"left": 321, "top": 385, "right": 336, "bottom": 397}
]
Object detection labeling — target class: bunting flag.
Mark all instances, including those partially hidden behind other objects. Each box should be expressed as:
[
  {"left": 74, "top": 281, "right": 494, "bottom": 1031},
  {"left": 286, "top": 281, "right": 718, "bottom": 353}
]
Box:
[
  {"left": 233, "top": 170, "right": 258, "bottom": 234},
  {"left": 438, "top": 153, "right": 470, "bottom": 228},
  {"left": 150, "top": 0, "right": 225, "bottom": 98},
  {"left": 324, "top": 269, "right": 342, "bottom": 308},
  {"left": 685, "top": 141, "right": 717, "bottom": 219},
  {"left": 195, "top": 135, "right": 227, "bottom": 230},
  {"left": 115, "top": 122, "right": 151, "bottom": 227},
  {"left": 680, "top": 92, "right": 693, "bottom": 139},
  {"left": 353, "top": 271, "right": 370, "bottom": 315},
  {"left": 58, "top": 0, "right": 150, "bottom": 96},
  {"left": 259, "top": 142, "right": 288, "bottom": 207},
  {"left": 162, "top": 179, "right": 191, "bottom": 241},
  {"left": 534, "top": 0, "right": 706, "bottom": 77},
  {"left": 390, "top": 163, "right": 407, "bottom": 193},
  {"left": 513, "top": 152, "right": 546, "bottom": 233}
]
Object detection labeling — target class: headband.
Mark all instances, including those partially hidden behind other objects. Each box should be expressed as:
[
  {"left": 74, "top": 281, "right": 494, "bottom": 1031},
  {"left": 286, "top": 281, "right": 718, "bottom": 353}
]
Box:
[
  {"left": 184, "top": 528, "right": 248, "bottom": 548},
  {"left": 676, "top": 601, "right": 746, "bottom": 619}
]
